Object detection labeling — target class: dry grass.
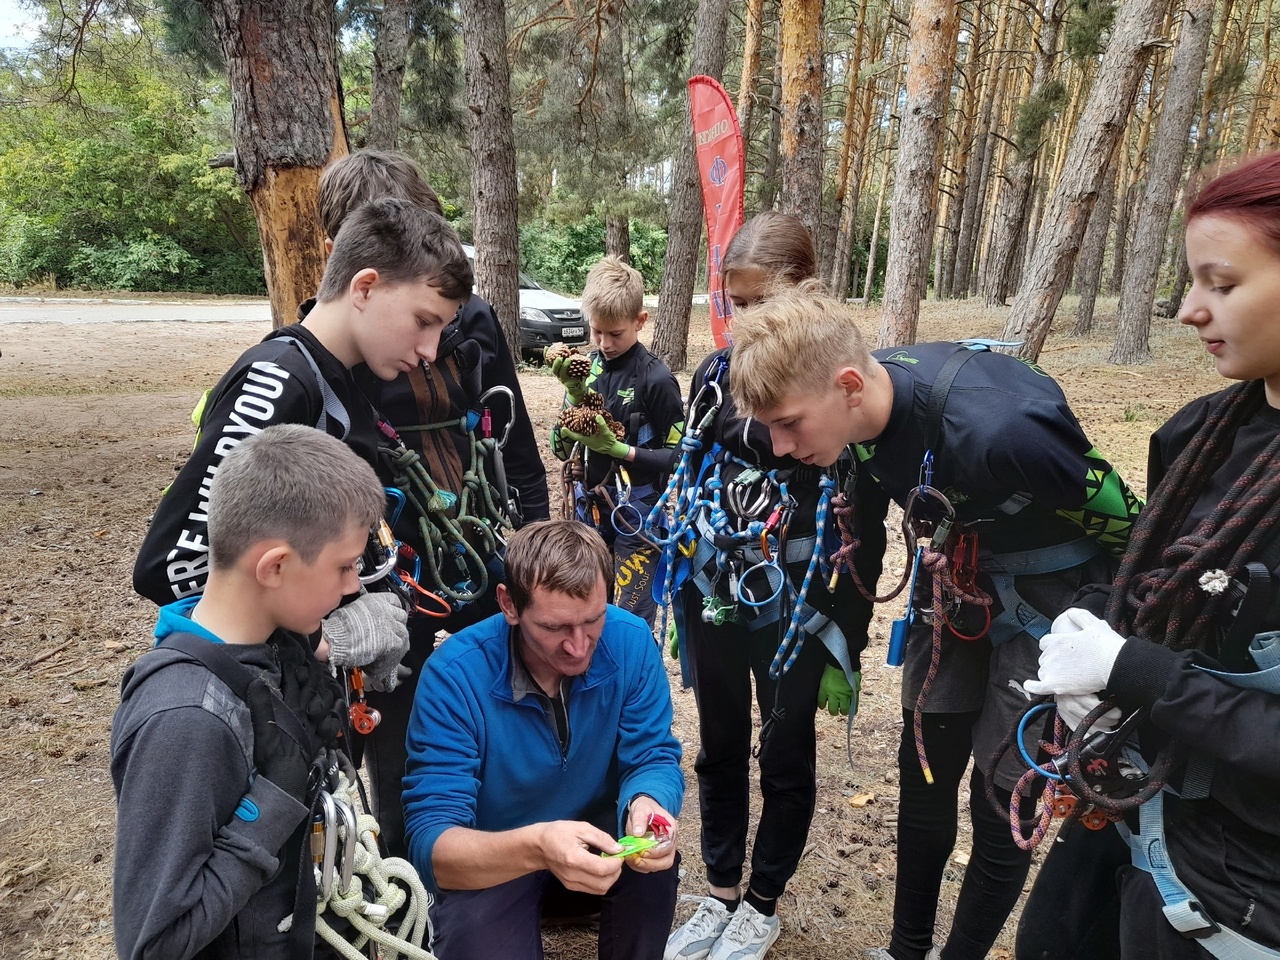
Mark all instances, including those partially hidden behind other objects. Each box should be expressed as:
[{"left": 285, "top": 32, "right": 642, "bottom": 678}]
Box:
[{"left": 0, "top": 295, "right": 1222, "bottom": 959}]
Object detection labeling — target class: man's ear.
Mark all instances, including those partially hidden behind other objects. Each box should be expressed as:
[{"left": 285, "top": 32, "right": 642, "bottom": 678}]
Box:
[
  {"left": 837, "top": 366, "right": 867, "bottom": 407},
  {"left": 350, "top": 268, "right": 380, "bottom": 304},
  {"left": 496, "top": 583, "right": 521, "bottom": 626},
  {"left": 323, "top": 236, "right": 335, "bottom": 257},
  {"left": 254, "top": 543, "right": 294, "bottom": 588},
  {"left": 634, "top": 310, "right": 649, "bottom": 330}
]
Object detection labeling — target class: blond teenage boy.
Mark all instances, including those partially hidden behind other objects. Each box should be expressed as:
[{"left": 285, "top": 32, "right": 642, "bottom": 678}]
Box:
[
  {"left": 114, "top": 424, "right": 386, "bottom": 959},
  {"left": 551, "top": 256, "right": 683, "bottom": 627},
  {"left": 729, "top": 289, "right": 1139, "bottom": 960}
]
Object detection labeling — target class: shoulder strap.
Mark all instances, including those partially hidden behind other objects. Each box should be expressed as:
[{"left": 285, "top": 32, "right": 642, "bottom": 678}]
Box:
[
  {"left": 161, "top": 632, "right": 313, "bottom": 754},
  {"left": 923, "top": 345, "right": 981, "bottom": 460},
  {"left": 274, "top": 334, "right": 352, "bottom": 439}
]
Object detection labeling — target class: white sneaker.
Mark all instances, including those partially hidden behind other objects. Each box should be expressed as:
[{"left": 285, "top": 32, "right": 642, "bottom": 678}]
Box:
[
  {"left": 862, "top": 948, "right": 941, "bottom": 960},
  {"left": 665, "top": 897, "right": 733, "bottom": 960},
  {"left": 706, "top": 902, "right": 781, "bottom": 960}
]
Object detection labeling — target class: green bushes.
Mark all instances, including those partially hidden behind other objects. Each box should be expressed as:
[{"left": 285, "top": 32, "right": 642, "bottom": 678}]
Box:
[{"left": 519, "top": 215, "right": 667, "bottom": 294}]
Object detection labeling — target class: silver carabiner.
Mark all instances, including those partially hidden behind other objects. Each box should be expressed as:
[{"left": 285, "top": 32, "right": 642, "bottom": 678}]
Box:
[
  {"left": 334, "top": 795, "right": 359, "bottom": 894},
  {"left": 478, "top": 385, "right": 516, "bottom": 449},
  {"left": 317, "top": 791, "right": 339, "bottom": 901}
]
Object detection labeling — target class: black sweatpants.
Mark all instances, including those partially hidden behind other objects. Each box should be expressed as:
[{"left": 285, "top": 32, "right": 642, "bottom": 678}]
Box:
[
  {"left": 683, "top": 580, "right": 829, "bottom": 901},
  {"left": 889, "top": 709, "right": 1035, "bottom": 960}
]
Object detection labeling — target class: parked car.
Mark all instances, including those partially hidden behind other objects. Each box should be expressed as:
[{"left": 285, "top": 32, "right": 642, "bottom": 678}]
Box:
[{"left": 462, "top": 244, "right": 588, "bottom": 361}]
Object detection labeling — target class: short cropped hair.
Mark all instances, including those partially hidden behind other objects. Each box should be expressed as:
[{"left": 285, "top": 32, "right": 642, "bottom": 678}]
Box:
[
  {"left": 207, "top": 424, "right": 385, "bottom": 569},
  {"left": 316, "top": 197, "right": 473, "bottom": 303},
  {"left": 318, "top": 149, "right": 445, "bottom": 239},
  {"left": 721, "top": 211, "right": 817, "bottom": 288},
  {"left": 581, "top": 256, "right": 645, "bottom": 327},
  {"left": 729, "top": 283, "right": 874, "bottom": 416},
  {"left": 502, "top": 520, "right": 614, "bottom": 613}
]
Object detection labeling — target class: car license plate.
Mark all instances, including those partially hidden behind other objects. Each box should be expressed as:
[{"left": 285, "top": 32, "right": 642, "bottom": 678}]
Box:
[{"left": 561, "top": 327, "right": 584, "bottom": 339}]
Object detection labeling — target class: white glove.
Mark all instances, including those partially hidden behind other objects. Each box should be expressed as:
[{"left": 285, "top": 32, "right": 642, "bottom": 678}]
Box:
[
  {"left": 1023, "top": 608, "right": 1126, "bottom": 697},
  {"left": 1054, "top": 692, "right": 1123, "bottom": 734},
  {"left": 324, "top": 591, "right": 411, "bottom": 692}
]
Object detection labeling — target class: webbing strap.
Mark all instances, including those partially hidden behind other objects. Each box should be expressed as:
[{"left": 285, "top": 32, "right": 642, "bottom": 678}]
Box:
[
  {"left": 275, "top": 335, "right": 352, "bottom": 439},
  {"left": 980, "top": 538, "right": 1102, "bottom": 646},
  {"left": 923, "top": 346, "right": 982, "bottom": 462},
  {"left": 1125, "top": 792, "right": 1280, "bottom": 959}
]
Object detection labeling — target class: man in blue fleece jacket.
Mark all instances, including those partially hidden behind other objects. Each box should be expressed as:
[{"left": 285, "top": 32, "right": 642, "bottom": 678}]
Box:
[{"left": 403, "top": 520, "right": 684, "bottom": 960}]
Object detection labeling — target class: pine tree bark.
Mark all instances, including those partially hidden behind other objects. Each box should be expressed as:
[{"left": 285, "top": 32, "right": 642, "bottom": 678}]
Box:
[
  {"left": 999, "top": 0, "right": 1165, "bottom": 360},
  {"left": 461, "top": 0, "right": 521, "bottom": 355},
  {"left": 940, "top": 14, "right": 982, "bottom": 298},
  {"left": 651, "top": 0, "right": 732, "bottom": 370},
  {"left": 829, "top": 3, "right": 875, "bottom": 298},
  {"left": 198, "top": 0, "right": 349, "bottom": 327},
  {"left": 602, "top": 0, "right": 631, "bottom": 263},
  {"left": 981, "top": 0, "right": 1065, "bottom": 307},
  {"left": 1072, "top": 158, "right": 1117, "bottom": 335},
  {"left": 759, "top": 60, "right": 784, "bottom": 209},
  {"left": 737, "top": 0, "right": 766, "bottom": 148},
  {"left": 778, "top": 0, "right": 825, "bottom": 237},
  {"left": 1112, "top": 0, "right": 1214, "bottom": 363},
  {"left": 878, "top": 0, "right": 961, "bottom": 347},
  {"left": 369, "top": 0, "right": 412, "bottom": 150}
]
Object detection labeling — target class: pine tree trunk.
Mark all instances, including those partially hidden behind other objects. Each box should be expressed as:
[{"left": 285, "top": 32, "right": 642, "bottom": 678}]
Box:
[
  {"left": 1108, "top": 171, "right": 1133, "bottom": 295},
  {"left": 778, "top": 0, "right": 825, "bottom": 237},
  {"left": 199, "top": 0, "right": 349, "bottom": 327},
  {"left": 602, "top": 0, "right": 630, "bottom": 264},
  {"left": 878, "top": 0, "right": 961, "bottom": 347},
  {"left": 651, "top": 0, "right": 732, "bottom": 370},
  {"left": 606, "top": 217, "right": 631, "bottom": 262},
  {"left": 461, "top": 0, "right": 521, "bottom": 355},
  {"left": 737, "top": 0, "right": 766, "bottom": 144},
  {"left": 1072, "top": 158, "right": 1117, "bottom": 335},
  {"left": 954, "top": 0, "right": 1011, "bottom": 297},
  {"left": 1112, "top": 0, "right": 1214, "bottom": 364},
  {"left": 863, "top": 146, "right": 891, "bottom": 301},
  {"left": 981, "top": 0, "right": 1064, "bottom": 307},
  {"left": 999, "top": 0, "right": 1165, "bottom": 360},
  {"left": 368, "top": 0, "right": 411, "bottom": 149},
  {"left": 759, "top": 60, "right": 784, "bottom": 210},
  {"left": 940, "top": 15, "right": 982, "bottom": 298}
]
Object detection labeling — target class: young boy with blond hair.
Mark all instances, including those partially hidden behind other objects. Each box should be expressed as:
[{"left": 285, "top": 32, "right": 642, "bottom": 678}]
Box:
[
  {"left": 728, "top": 288, "right": 1140, "bottom": 960},
  {"left": 114, "top": 424, "right": 386, "bottom": 959},
  {"left": 551, "top": 255, "right": 683, "bottom": 627}
]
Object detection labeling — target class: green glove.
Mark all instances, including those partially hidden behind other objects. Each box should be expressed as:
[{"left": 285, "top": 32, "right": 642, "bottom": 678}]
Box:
[
  {"left": 562, "top": 414, "right": 630, "bottom": 460},
  {"left": 668, "top": 620, "right": 679, "bottom": 661},
  {"left": 550, "top": 356, "right": 587, "bottom": 404},
  {"left": 817, "top": 665, "right": 860, "bottom": 717}
]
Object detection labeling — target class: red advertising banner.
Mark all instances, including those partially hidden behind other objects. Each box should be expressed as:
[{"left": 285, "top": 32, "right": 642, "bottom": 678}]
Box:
[{"left": 688, "top": 76, "right": 746, "bottom": 349}]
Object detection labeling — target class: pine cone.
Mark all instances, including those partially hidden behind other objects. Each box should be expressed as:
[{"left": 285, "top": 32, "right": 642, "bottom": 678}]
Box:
[
  {"left": 545, "top": 343, "right": 575, "bottom": 363},
  {"left": 567, "top": 354, "right": 593, "bottom": 379},
  {"left": 579, "top": 391, "right": 605, "bottom": 411}
]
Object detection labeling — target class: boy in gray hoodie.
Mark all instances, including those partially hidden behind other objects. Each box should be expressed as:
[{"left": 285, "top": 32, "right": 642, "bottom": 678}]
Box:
[{"left": 111, "top": 424, "right": 385, "bottom": 960}]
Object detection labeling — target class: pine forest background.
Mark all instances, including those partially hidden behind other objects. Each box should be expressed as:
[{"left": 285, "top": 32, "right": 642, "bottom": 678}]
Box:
[{"left": 1, "top": 0, "right": 1277, "bottom": 366}]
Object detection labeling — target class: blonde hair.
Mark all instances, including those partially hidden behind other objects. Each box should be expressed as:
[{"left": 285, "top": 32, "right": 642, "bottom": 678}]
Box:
[
  {"left": 581, "top": 256, "right": 645, "bottom": 327},
  {"left": 721, "top": 211, "right": 817, "bottom": 288},
  {"left": 729, "top": 283, "right": 873, "bottom": 416},
  {"left": 502, "top": 520, "right": 614, "bottom": 612}
]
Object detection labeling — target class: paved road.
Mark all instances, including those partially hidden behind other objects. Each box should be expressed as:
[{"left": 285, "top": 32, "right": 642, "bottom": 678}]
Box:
[{"left": 0, "top": 296, "right": 271, "bottom": 324}]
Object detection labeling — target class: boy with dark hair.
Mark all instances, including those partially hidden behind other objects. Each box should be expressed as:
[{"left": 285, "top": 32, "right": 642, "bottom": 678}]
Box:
[
  {"left": 729, "top": 288, "right": 1141, "bottom": 960},
  {"left": 311, "top": 148, "right": 551, "bottom": 858},
  {"left": 113, "top": 423, "right": 386, "bottom": 959},
  {"left": 133, "top": 197, "right": 472, "bottom": 693},
  {"left": 551, "top": 254, "right": 683, "bottom": 627}
]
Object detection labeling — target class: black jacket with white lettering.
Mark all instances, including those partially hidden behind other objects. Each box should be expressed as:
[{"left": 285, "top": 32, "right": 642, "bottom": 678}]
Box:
[{"left": 133, "top": 324, "right": 382, "bottom": 607}]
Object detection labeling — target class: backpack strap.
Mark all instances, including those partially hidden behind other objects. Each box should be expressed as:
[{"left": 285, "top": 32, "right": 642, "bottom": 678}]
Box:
[
  {"left": 922, "top": 345, "right": 981, "bottom": 461},
  {"left": 161, "top": 632, "right": 314, "bottom": 757},
  {"left": 274, "top": 334, "right": 352, "bottom": 439}
]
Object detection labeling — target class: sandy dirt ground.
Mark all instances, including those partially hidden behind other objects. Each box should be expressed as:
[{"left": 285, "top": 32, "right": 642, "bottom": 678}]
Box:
[{"left": 0, "top": 295, "right": 1223, "bottom": 959}]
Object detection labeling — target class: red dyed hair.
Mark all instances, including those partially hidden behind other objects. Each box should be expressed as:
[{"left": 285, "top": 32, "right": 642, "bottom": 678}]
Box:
[{"left": 1187, "top": 151, "right": 1280, "bottom": 256}]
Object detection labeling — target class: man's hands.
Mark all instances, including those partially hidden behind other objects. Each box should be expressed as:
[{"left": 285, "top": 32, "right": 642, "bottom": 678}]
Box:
[
  {"left": 1023, "top": 608, "right": 1127, "bottom": 732},
  {"left": 551, "top": 357, "right": 588, "bottom": 405},
  {"left": 246, "top": 678, "right": 311, "bottom": 805},
  {"left": 323, "top": 591, "right": 410, "bottom": 692},
  {"left": 561, "top": 414, "right": 630, "bottom": 460},
  {"left": 622, "top": 795, "right": 678, "bottom": 873},
  {"left": 536, "top": 821, "right": 626, "bottom": 894},
  {"left": 816, "top": 665, "right": 859, "bottom": 717}
]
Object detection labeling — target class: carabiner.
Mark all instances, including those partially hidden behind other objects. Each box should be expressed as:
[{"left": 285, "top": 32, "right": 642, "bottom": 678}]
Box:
[{"left": 477, "top": 385, "right": 516, "bottom": 449}]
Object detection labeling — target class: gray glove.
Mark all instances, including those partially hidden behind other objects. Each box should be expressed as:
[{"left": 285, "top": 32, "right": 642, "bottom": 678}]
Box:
[{"left": 324, "top": 591, "right": 410, "bottom": 692}]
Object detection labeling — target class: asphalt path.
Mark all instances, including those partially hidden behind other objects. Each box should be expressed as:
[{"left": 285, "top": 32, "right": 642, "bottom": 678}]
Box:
[{"left": 0, "top": 296, "right": 271, "bottom": 324}]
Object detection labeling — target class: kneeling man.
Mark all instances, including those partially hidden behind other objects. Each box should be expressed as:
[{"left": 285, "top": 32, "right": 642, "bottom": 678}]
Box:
[{"left": 404, "top": 519, "right": 683, "bottom": 960}]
